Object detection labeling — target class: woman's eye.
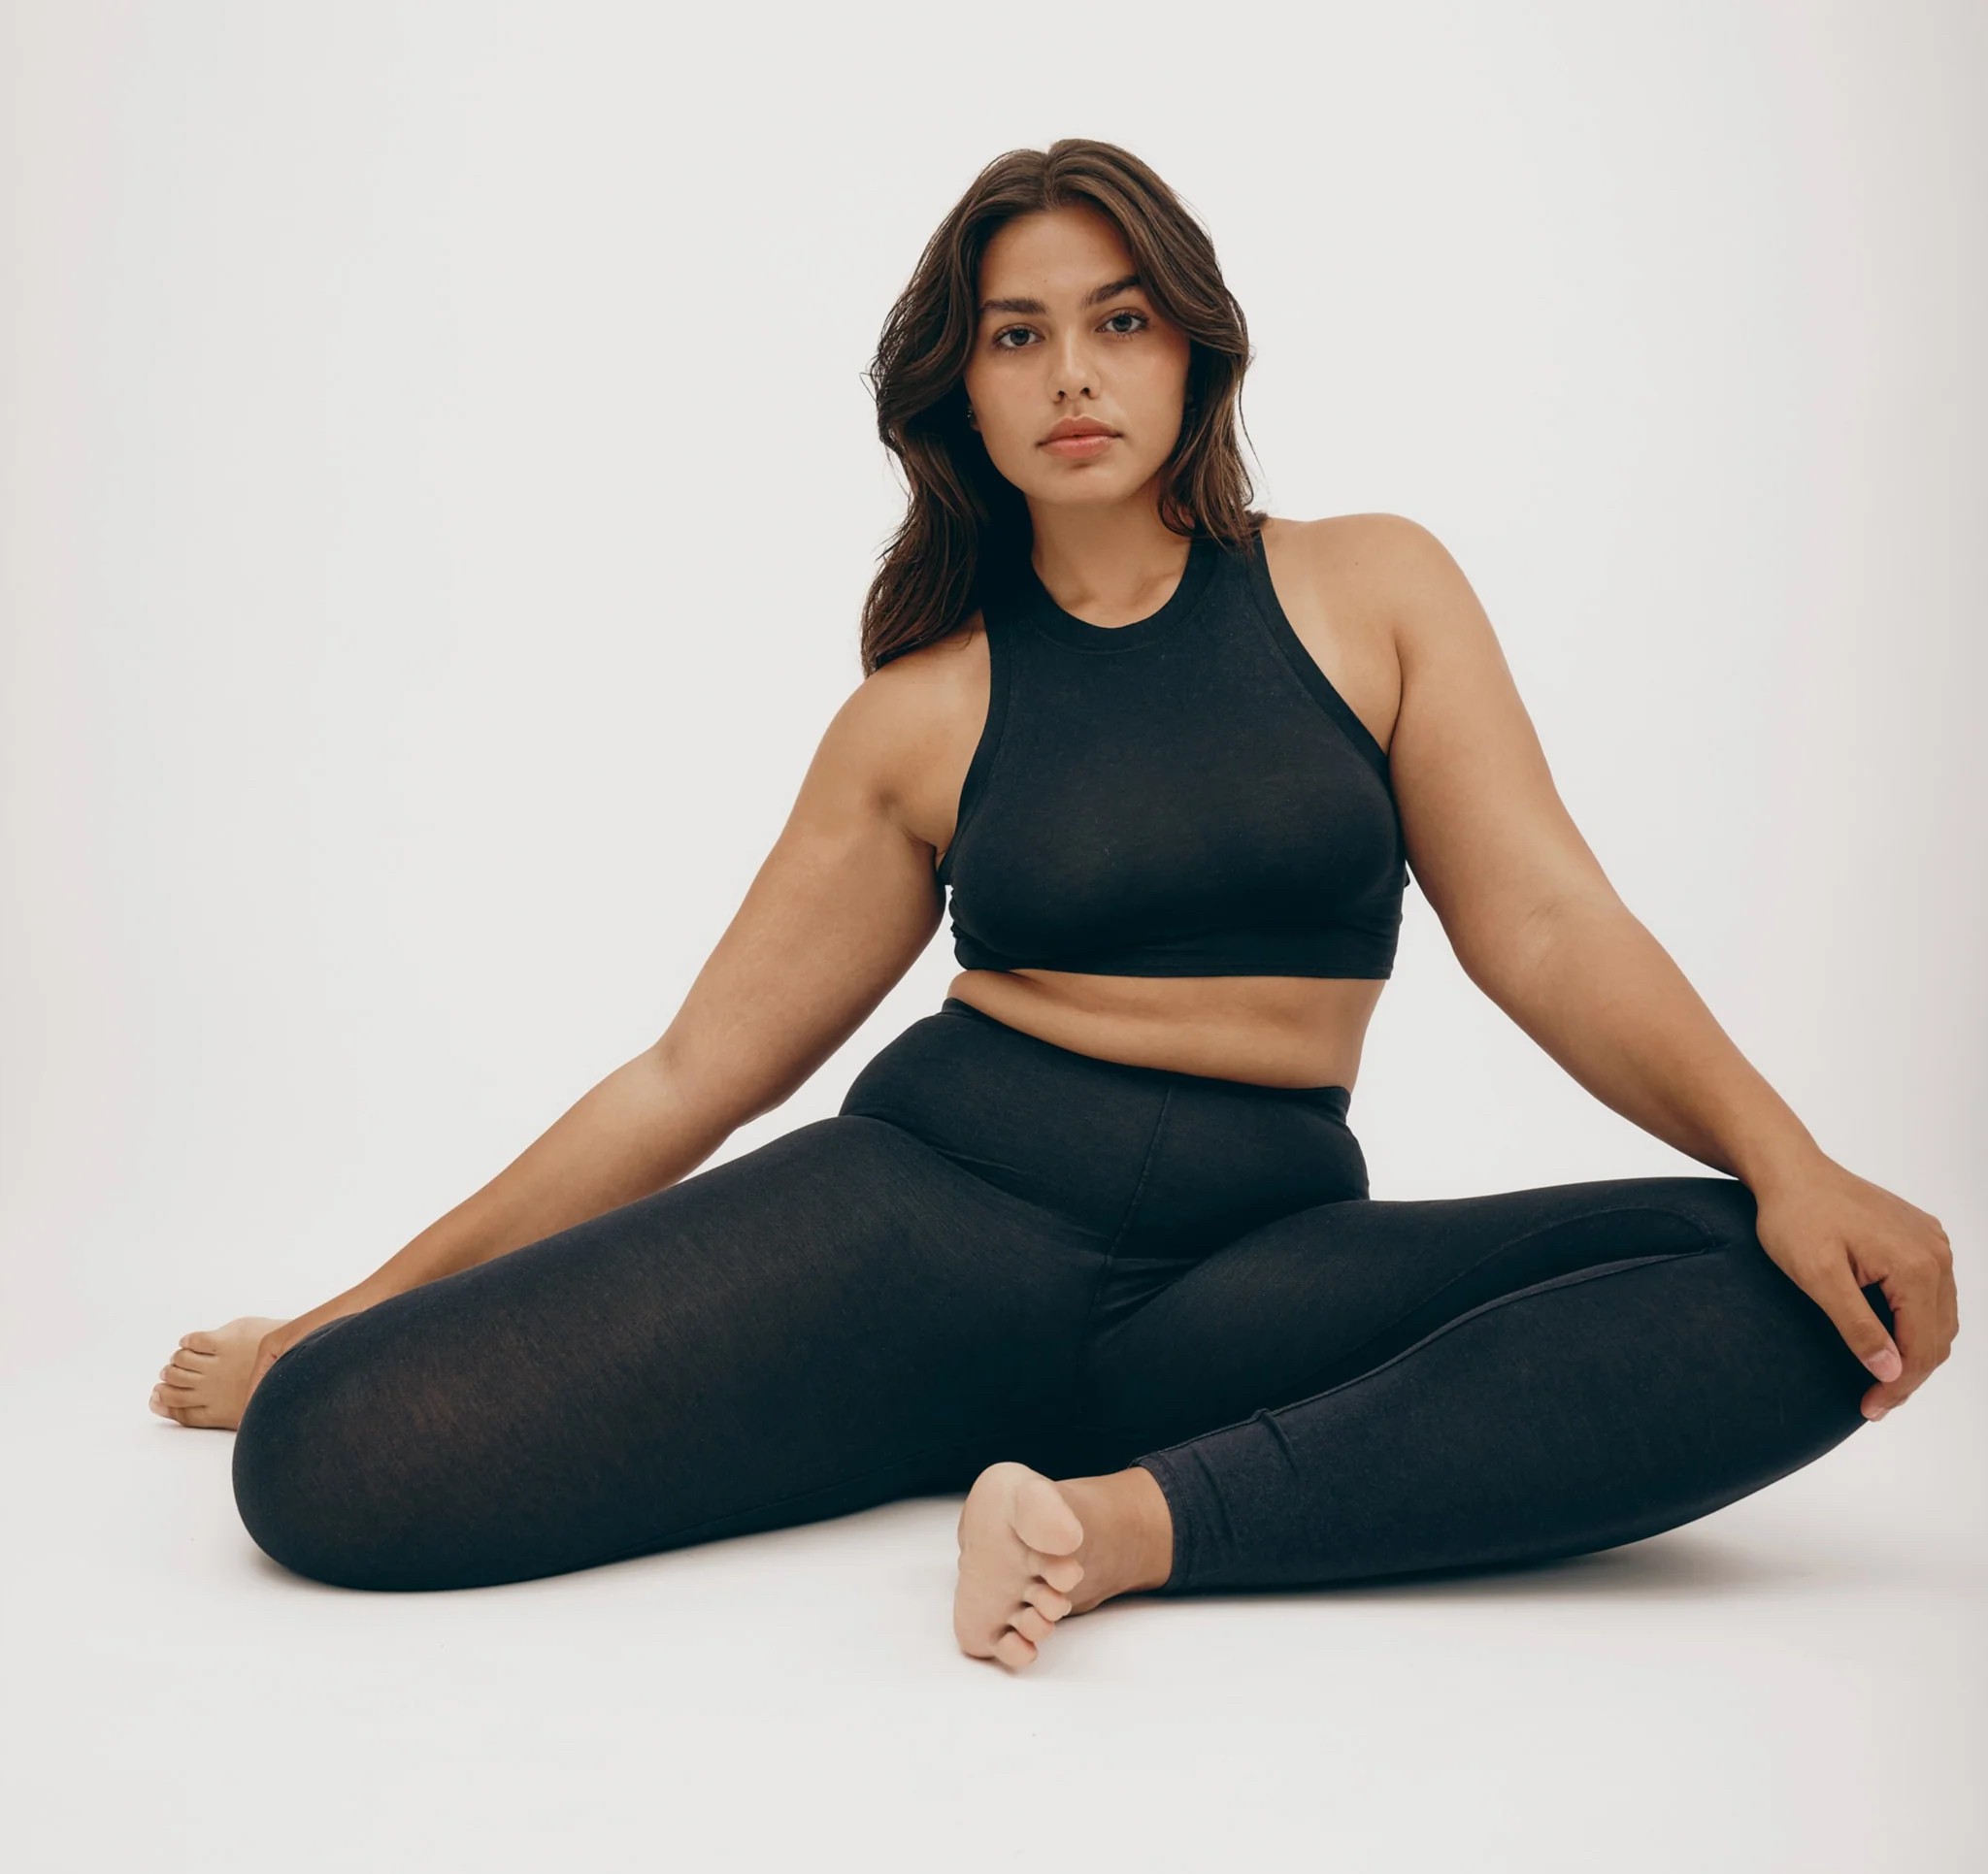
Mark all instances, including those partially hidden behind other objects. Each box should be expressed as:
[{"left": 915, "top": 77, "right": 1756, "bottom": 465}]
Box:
[
  {"left": 1102, "top": 311, "right": 1147, "bottom": 335},
  {"left": 993, "top": 327, "right": 1037, "bottom": 349}
]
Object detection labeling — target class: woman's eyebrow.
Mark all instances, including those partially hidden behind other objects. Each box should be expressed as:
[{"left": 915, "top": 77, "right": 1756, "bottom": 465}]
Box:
[
  {"left": 976, "top": 274, "right": 1145, "bottom": 318},
  {"left": 1084, "top": 273, "right": 1143, "bottom": 305}
]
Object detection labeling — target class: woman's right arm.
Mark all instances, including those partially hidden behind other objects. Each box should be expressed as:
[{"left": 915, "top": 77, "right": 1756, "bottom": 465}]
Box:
[{"left": 246, "top": 650, "right": 962, "bottom": 1396}]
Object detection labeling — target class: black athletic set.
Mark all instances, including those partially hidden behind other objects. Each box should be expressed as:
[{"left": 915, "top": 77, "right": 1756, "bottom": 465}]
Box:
[{"left": 232, "top": 531, "right": 1877, "bottom": 1594}]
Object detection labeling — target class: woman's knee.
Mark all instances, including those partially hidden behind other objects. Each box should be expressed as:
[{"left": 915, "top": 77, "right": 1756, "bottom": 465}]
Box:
[
  {"left": 1623, "top": 1174, "right": 1759, "bottom": 1249},
  {"left": 230, "top": 1322, "right": 420, "bottom": 1590},
  {"left": 1651, "top": 1174, "right": 1894, "bottom": 1335}
]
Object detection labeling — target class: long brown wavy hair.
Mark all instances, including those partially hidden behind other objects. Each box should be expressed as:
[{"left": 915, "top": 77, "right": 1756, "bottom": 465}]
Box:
[{"left": 860, "top": 140, "right": 1258, "bottom": 674}]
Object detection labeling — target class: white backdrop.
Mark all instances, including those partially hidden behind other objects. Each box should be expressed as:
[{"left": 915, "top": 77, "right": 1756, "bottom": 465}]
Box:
[
  {"left": 3, "top": 3, "right": 1983, "bottom": 1867},
  {"left": 6, "top": 0, "right": 1981, "bottom": 1412}
]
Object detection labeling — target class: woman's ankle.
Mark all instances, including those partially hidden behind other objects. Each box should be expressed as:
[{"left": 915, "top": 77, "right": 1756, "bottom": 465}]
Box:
[{"left": 1056, "top": 1465, "right": 1174, "bottom": 1609}]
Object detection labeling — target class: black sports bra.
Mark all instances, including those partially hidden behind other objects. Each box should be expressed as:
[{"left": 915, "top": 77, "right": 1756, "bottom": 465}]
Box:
[{"left": 935, "top": 527, "right": 1408, "bottom": 978}]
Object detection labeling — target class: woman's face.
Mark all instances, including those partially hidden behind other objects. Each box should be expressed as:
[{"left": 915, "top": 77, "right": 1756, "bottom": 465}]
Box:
[{"left": 961, "top": 205, "right": 1192, "bottom": 513}]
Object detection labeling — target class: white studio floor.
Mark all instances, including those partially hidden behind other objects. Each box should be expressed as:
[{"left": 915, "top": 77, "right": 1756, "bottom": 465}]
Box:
[{"left": 6, "top": 1332, "right": 1983, "bottom": 1874}]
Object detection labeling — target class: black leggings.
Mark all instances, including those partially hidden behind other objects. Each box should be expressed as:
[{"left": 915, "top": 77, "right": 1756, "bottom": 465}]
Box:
[{"left": 232, "top": 999, "right": 1880, "bottom": 1594}]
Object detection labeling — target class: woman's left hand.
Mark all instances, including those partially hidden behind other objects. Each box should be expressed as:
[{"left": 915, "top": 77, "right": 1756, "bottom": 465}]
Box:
[{"left": 1751, "top": 1157, "right": 1958, "bottom": 1421}]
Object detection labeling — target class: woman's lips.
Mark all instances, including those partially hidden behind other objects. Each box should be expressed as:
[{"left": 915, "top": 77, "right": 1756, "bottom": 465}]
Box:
[{"left": 1041, "top": 432, "right": 1117, "bottom": 459}]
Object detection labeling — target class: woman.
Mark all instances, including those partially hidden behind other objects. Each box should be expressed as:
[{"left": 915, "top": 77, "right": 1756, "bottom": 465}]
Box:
[{"left": 150, "top": 140, "right": 1957, "bottom": 1670}]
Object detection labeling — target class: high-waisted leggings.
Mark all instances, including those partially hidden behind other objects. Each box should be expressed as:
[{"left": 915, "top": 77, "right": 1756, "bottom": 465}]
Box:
[{"left": 232, "top": 998, "right": 1881, "bottom": 1595}]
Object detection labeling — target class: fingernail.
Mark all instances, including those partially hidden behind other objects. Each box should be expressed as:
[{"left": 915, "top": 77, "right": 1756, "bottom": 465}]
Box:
[
  {"left": 1864, "top": 1349, "right": 1903, "bottom": 1382},
  {"left": 1866, "top": 1403, "right": 1889, "bottom": 1421}
]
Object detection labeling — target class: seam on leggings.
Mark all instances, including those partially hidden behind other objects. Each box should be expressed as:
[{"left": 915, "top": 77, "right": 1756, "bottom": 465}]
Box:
[
  {"left": 1106, "top": 1200, "right": 1724, "bottom": 1364},
  {"left": 1140, "top": 1243, "right": 1718, "bottom": 1465},
  {"left": 1082, "top": 1087, "right": 1175, "bottom": 1343},
  {"left": 1375, "top": 1200, "right": 1725, "bottom": 1342}
]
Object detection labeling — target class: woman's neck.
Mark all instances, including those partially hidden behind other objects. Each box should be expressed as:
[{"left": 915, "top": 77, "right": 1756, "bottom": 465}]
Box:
[{"left": 1025, "top": 494, "right": 1191, "bottom": 629}]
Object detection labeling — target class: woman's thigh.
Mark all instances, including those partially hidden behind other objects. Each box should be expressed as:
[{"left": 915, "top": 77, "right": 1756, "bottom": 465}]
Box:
[
  {"left": 233, "top": 1116, "right": 1104, "bottom": 1591},
  {"left": 1085, "top": 1175, "right": 1880, "bottom": 1590},
  {"left": 1087, "top": 1176, "right": 1766, "bottom": 1452}
]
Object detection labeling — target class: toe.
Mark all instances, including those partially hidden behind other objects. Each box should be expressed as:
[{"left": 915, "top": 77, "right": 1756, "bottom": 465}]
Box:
[
  {"left": 1033, "top": 1551, "right": 1085, "bottom": 1595},
  {"left": 1023, "top": 1582, "right": 1073, "bottom": 1622},
  {"left": 1011, "top": 1472, "right": 1084, "bottom": 1556},
  {"left": 992, "top": 1629, "right": 1038, "bottom": 1669},
  {"left": 169, "top": 1349, "right": 213, "bottom": 1378},
  {"left": 181, "top": 1331, "right": 220, "bottom": 1352},
  {"left": 1011, "top": 1605, "right": 1056, "bottom": 1646}
]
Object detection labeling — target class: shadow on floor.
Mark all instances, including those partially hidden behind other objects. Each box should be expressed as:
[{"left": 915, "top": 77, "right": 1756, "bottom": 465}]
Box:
[{"left": 1143, "top": 1526, "right": 1901, "bottom": 1610}]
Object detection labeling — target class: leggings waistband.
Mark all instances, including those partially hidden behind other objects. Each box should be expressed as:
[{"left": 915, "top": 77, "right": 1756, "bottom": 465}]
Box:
[{"left": 839, "top": 998, "right": 1368, "bottom": 1256}]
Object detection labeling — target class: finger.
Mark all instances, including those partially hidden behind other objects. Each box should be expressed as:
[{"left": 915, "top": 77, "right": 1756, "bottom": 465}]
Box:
[
  {"left": 1937, "top": 1237, "right": 1960, "bottom": 1345},
  {"left": 1866, "top": 1265, "right": 1955, "bottom": 1416},
  {"left": 1808, "top": 1265, "right": 1901, "bottom": 1400}
]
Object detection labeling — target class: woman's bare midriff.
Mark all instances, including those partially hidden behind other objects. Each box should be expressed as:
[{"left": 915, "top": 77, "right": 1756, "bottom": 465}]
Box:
[{"left": 943, "top": 968, "right": 1386, "bottom": 1090}]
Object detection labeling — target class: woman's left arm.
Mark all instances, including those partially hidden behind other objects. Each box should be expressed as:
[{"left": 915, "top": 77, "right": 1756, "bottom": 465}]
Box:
[{"left": 1372, "top": 516, "right": 1957, "bottom": 1421}]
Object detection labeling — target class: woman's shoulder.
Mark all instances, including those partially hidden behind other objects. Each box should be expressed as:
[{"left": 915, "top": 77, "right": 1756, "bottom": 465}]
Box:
[
  {"left": 856, "top": 614, "right": 989, "bottom": 726},
  {"left": 1259, "top": 511, "right": 1460, "bottom": 589},
  {"left": 1255, "top": 514, "right": 1491, "bottom": 754},
  {"left": 817, "top": 615, "right": 990, "bottom": 806},
  {"left": 1261, "top": 511, "right": 1483, "bottom": 646}
]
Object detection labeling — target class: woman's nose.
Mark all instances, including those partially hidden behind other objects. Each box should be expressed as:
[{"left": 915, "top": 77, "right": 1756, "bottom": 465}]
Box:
[{"left": 1046, "top": 331, "right": 1097, "bottom": 402}]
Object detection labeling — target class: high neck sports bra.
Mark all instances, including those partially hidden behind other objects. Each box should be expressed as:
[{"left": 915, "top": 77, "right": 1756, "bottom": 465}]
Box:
[{"left": 935, "top": 528, "right": 1408, "bottom": 979}]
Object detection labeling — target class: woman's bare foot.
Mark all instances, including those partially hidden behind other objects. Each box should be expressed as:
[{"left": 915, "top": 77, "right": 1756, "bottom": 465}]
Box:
[
  {"left": 953, "top": 1460, "right": 1175, "bottom": 1668},
  {"left": 149, "top": 1317, "right": 283, "bottom": 1430}
]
